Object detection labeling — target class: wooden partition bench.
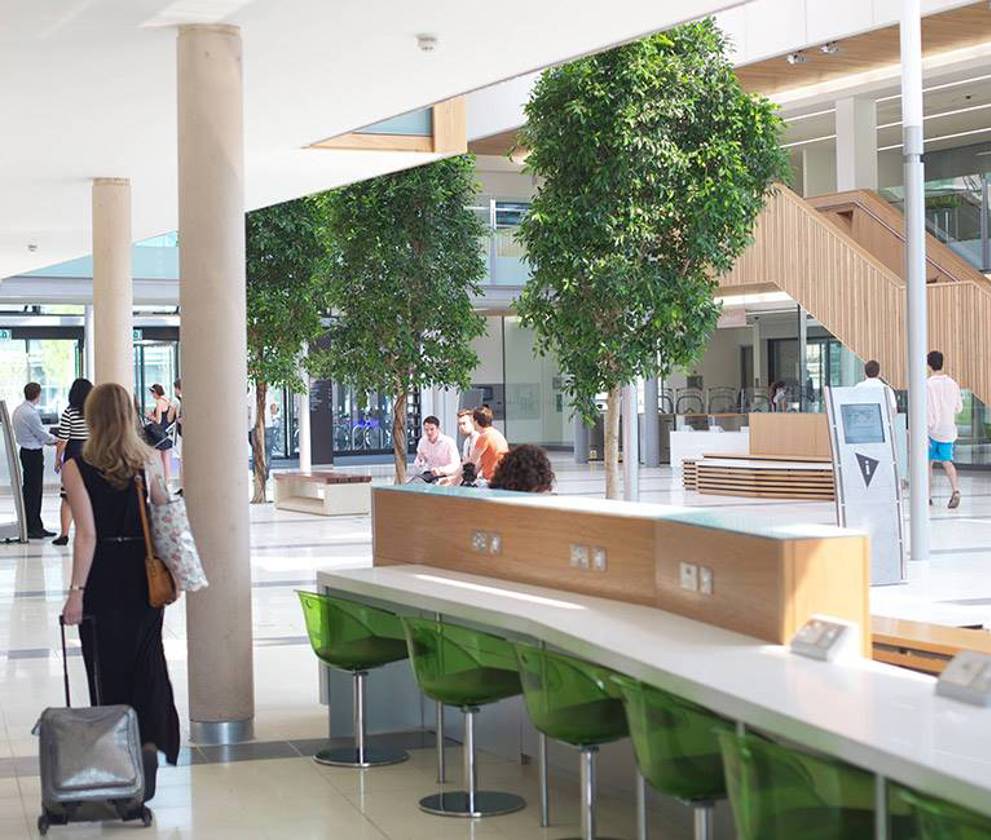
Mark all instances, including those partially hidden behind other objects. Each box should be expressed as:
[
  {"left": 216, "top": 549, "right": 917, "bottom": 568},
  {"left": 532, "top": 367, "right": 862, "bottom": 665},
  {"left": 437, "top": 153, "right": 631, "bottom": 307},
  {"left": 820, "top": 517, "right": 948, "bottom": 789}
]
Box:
[
  {"left": 372, "top": 484, "right": 869, "bottom": 651},
  {"left": 273, "top": 470, "right": 371, "bottom": 516},
  {"left": 682, "top": 413, "right": 836, "bottom": 501},
  {"left": 872, "top": 616, "right": 991, "bottom": 675}
]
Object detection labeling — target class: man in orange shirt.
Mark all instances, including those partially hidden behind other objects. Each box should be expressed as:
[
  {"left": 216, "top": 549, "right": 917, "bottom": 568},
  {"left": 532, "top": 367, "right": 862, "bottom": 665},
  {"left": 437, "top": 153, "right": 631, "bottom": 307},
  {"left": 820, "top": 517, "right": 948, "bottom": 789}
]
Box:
[{"left": 470, "top": 405, "right": 509, "bottom": 482}]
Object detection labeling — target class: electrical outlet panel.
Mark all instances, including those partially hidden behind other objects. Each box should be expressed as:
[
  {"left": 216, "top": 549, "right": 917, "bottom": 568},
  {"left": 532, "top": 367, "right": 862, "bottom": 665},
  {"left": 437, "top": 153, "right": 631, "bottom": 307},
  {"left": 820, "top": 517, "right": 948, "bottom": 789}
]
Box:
[
  {"left": 591, "top": 546, "right": 607, "bottom": 572},
  {"left": 570, "top": 544, "right": 589, "bottom": 569},
  {"left": 699, "top": 566, "right": 713, "bottom": 595},
  {"left": 471, "top": 531, "right": 488, "bottom": 552},
  {"left": 488, "top": 533, "right": 502, "bottom": 555},
  {"left": 679, "top": 562, "right": 698, "bottom": 592}
]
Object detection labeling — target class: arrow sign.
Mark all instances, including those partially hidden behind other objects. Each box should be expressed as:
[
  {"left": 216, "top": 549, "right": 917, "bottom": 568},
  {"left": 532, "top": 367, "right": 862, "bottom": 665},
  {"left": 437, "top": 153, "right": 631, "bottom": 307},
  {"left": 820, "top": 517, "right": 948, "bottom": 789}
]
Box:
[{"left": 856, "top": 453, "right": 880, "bottom": 488}]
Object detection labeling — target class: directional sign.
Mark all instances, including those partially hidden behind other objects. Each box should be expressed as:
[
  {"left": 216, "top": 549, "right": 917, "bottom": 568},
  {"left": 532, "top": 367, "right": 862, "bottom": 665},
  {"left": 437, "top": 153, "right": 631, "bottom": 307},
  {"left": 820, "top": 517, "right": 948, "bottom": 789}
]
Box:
[{"left": 856, "top": 453, "right": 879, "bottom": 488}]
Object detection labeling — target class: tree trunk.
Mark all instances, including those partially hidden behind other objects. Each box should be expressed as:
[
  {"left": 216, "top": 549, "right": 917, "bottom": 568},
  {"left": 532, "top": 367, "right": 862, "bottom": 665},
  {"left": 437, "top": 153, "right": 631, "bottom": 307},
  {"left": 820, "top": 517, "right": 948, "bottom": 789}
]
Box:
[
  {"left": 251, "top": 382, "right": 268, "bottom": 504},
  {"left": 392, "top": 389, "right": 407, "bottom": 485},
  {"left": 604, "top": 386, "right": 621, "bottom": 499}
]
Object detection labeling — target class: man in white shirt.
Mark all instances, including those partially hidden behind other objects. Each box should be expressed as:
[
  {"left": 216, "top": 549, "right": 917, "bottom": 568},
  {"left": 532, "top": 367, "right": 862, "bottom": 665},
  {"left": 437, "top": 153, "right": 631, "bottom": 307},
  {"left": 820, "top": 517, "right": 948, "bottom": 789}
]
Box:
[
  {"left": 854, "top": 359, "right": 898, "bottom": 417},
  {"left": 926, "top": 350, "right": 963, "bottom": 509},
  {"left": 412, "top": 416, "right": 460, "bottom": 480},
  {"left": 12, "top": 382, "right": 57, "bottom": 538}
]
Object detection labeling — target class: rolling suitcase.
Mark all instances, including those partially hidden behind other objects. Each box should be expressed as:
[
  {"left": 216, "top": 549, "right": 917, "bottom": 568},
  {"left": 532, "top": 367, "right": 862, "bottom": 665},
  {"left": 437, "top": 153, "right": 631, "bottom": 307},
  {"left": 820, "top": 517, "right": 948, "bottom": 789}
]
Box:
[{"left": 32, "top": 616, "right": 153, "bottom": 835}]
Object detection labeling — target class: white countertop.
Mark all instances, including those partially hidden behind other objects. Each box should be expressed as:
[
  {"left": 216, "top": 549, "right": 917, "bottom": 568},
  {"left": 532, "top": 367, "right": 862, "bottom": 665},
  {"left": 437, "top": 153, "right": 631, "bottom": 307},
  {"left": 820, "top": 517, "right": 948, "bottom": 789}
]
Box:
[{"left": 318, "top": 564, "right": 991, "bottom": 817}]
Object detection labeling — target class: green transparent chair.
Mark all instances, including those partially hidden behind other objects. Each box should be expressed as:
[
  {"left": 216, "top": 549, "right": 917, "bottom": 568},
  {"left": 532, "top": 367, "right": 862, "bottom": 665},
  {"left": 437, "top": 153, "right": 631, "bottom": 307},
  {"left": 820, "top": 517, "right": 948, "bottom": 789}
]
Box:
[
  {"left": 716, "top": 730, "right": 876, "bottom": 839},
  {"left": 613, "top": 675, "right": 735, "bottom": 840},
  {"left": 514, "top": 643, "right": 629, "bottom": 840},
  {"left": 401, "top": 616, "right": 526, "bottom": 818},
  {"left": 297, "top": 591, "right": 410, "bottom": 768},
  {"left": 891, "top": 782, "right": 991, "bottom": 839}
]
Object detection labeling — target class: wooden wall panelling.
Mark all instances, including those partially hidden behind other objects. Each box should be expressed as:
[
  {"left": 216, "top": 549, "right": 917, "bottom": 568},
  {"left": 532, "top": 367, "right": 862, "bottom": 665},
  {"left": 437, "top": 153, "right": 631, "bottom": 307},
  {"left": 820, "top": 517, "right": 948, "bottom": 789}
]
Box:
[
  {"left": 748, "top": 413, "right": 832, "bottom": 459},
  {"left": 432, "top": 96, "right": 467, "bottom": 154},
  {"left": 653, "top": 520, "right": 870, "bottom": 652},
  {"left": 373, "top": 488, "right": 871, "bottom": 650},
  {"left": 372, "top": 488, "right": 659, "bottom": 606}
]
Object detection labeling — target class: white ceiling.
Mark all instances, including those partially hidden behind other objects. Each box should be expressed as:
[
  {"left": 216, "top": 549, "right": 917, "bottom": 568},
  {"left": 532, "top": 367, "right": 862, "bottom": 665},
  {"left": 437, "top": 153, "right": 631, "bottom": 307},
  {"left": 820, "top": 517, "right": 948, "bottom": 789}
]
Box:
[{"left": 0, "top": 0, "right": 746, "bottom": 281}]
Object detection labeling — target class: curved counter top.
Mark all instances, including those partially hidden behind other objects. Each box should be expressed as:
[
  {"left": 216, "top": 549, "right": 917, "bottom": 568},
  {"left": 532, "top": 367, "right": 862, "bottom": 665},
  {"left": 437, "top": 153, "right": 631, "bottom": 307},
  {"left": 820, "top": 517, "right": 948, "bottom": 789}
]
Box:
[{"left": 317, "top": 563, "right": 991, "bottom": 818}]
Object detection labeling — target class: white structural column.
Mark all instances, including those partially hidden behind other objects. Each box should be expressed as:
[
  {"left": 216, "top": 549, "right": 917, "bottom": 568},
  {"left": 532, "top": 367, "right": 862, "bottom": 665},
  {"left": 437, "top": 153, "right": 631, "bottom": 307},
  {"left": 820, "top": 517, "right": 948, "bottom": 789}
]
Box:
[
  {"left": 83, "top": 305, "right": 96, "bottom": 381},
  {"left": 835, "top": 97, "right": 878, "bottom": 191},
  {"left": 622, "top": 382, "right": 640, "bottom": 501},
  {"left": 91, "top": 178, "right": 133, "bottom": 386},
  {"left": 177, "top": 24, "right": 254, "bottom": 743},
  {"left": 901, "top": 1, "right": 930, "bottom": 563},
  {"left": 801, "top": 146, "right": 836, "bottom": 198}
]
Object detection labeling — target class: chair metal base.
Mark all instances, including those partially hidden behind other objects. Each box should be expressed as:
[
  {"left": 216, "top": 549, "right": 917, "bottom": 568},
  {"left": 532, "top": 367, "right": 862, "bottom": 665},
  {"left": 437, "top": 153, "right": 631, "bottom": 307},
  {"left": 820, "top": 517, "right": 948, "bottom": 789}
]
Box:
[
  {"left": 418, "top": 790, "right": 526, "bottom": 818},
  {"left": 314, "top": 746, "right": 409, "bottom": 768}
]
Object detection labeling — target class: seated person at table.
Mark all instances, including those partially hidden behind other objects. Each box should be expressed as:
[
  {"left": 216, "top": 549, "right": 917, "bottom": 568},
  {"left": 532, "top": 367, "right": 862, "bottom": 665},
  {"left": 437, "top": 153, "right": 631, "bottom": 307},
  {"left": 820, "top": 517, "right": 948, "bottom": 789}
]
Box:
[
  {"left": 470, "top": 406, "right": 509, "bottom": 482},
  {"left": 410, "top": 416, "right": 460, "bottom": 482},
  {"left": 489, "top": 444, "right": 554, "bottom": 493}
]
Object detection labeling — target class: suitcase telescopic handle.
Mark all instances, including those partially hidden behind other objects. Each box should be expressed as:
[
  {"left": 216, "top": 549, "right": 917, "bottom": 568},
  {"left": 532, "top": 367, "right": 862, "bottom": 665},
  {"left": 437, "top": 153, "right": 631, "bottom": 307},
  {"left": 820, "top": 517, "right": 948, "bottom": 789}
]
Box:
[{"left": 58, "top": 615, "right": 101, "bottom": 708}]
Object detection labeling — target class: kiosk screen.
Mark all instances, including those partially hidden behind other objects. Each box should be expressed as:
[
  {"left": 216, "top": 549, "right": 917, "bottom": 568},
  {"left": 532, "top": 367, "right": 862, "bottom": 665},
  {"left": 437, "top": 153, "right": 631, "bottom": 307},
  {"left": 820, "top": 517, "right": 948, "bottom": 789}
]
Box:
[{"left": 841, "top": 403, "right": 885, "bottom": 444}]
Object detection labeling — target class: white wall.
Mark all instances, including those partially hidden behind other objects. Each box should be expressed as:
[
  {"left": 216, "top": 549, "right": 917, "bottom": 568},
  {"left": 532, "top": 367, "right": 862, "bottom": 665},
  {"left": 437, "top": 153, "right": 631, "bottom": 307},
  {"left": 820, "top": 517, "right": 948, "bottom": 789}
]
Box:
[{"left": 475, "top": 156, "right": 537, "bottom": 201}]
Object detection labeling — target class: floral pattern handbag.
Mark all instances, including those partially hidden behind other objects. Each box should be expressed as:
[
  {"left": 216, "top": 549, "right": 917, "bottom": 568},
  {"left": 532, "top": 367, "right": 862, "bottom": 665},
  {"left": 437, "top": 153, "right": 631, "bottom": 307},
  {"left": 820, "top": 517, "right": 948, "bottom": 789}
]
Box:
[{"left": 143, "top": 469, "right": 208, "bottom": 592}]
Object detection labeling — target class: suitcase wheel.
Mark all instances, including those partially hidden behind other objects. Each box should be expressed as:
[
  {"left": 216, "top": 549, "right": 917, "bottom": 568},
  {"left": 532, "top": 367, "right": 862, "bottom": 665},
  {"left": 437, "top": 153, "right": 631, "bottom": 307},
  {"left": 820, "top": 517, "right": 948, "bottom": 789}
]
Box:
[
  {"left": 141, "top": 806, "right": 153, "bottom": 827},
  {"left": 37, "top": 814, "right": 50, "bottom": 836}
]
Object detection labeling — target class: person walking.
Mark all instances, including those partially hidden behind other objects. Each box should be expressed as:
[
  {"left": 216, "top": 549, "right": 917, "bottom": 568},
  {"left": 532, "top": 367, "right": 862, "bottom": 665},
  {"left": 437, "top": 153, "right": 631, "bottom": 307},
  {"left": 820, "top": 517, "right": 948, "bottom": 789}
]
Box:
[
  {"left": 146, "top": 384, "right": 173, "bottom": 484},
  {"left": 12, "top": 382, "right": 57, "bottom": 538},
  {"left": 855, "top": 359, "right": 898, "bottom": 417},
  {"left": 60, "top": 383, "right": 181, "bottom": 802},
  {"left": 926, "top": 350, "right": 963, "bottom": 509},
  {"left": 52, "top": 378, "right": 93, "bottom": 546}
]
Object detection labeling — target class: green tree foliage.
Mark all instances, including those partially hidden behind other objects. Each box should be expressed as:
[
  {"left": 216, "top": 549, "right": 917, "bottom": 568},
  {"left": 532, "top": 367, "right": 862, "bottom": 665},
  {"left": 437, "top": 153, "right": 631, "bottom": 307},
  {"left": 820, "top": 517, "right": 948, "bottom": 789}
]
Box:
[
  {"left": 516, "top": 19, "right": 789, "bottom": 496},
  {"left": 310, "top": 156, "right": 487, "bottom": 484},
  {"left": 246, "top": 198, "right": 326, "bottom": 502}
]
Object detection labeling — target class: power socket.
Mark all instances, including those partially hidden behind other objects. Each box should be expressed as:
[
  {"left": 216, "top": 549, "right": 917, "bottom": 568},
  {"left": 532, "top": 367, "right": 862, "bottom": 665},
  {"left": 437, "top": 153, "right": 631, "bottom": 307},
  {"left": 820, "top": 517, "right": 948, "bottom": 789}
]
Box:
[
  {"left": 699, "top": 565, "right": 713, "bottom": 595},
  {"left": 679, "top": 562, "right": 698, "bottom": 592},
  {"left": 570, "top": 544, "right": 589, "bottom": 569}
]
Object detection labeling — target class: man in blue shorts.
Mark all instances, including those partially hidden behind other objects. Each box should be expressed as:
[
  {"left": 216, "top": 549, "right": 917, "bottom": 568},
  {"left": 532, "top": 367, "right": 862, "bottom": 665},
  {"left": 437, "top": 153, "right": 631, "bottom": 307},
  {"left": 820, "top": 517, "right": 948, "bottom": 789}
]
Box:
[{"left": 926, "top": 350, "right": 962, "bottom": 509}]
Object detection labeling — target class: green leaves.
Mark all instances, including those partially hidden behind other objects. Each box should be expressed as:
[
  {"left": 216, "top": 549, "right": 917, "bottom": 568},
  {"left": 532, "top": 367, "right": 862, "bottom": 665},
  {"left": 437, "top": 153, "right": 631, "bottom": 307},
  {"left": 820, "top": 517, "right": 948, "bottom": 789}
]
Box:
[
  {"left": 307, "top": 154, "right": 487, "bottom": 404},
  {"left": 516, "top": 17, "right": 789, "bottom": 423},
  {"left": 245, "top": 197, "right": 326, "bottom": 393}
]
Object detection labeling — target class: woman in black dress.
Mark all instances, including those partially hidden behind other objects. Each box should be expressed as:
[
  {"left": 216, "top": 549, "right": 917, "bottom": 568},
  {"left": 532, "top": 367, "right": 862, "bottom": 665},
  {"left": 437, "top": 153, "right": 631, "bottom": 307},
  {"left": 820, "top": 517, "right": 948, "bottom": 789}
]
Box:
[
  {"left": 61, "top": 383, "right": 180, "bottom": 801},
  {"left": 53, "top": 377, "right": 92, "bottom": 546}
]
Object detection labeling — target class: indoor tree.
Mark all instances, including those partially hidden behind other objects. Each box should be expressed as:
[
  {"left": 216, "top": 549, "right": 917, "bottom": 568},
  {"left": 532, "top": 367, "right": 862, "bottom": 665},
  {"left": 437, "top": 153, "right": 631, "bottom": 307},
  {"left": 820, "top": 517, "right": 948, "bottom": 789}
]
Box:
[
  {"left": 246, "top": 198, "right": 326, "bottom": 503},
  {"left": 515, "top": 18, "right": 789, "bottom": 498},
  {"left": 310, "top": 155, "right": 487, "bottom": 484}
]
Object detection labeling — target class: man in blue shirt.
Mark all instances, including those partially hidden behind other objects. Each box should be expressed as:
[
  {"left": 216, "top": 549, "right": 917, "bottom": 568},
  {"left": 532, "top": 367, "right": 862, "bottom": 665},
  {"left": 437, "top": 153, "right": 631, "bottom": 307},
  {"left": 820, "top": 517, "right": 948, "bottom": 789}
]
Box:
[{"left": 12, "top": 382, "right": 56, "bottom": 538}]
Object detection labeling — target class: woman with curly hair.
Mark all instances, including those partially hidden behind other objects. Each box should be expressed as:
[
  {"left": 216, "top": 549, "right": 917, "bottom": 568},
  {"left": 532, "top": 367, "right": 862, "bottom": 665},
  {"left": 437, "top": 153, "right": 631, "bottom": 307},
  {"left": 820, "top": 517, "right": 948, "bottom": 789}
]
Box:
[{"left": 488, "top": 444, "right": 555, "bottom": 493}]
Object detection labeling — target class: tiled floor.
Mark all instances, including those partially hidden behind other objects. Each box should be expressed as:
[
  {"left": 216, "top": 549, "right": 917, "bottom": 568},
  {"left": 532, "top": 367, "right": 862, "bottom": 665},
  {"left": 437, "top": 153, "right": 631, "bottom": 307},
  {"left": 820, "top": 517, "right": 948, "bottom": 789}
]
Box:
[{"left": 1, "top": 457, "right": 989, "bottom": 837}]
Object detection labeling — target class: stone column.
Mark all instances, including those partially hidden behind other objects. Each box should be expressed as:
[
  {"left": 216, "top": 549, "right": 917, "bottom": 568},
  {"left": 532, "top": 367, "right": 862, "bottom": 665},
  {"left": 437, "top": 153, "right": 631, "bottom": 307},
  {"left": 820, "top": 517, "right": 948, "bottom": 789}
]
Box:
[
  {"left": 801, "top": 145, "right": 836, "bottom": 198},
  {"left": 91, "top": 178, "right": 133, "bottom": 387},
  {"left": 835, "top": 97, "right": 878, "bottom": 192},
  {"left": 177, "top": 23, "right": 254, "bottom": 744}
]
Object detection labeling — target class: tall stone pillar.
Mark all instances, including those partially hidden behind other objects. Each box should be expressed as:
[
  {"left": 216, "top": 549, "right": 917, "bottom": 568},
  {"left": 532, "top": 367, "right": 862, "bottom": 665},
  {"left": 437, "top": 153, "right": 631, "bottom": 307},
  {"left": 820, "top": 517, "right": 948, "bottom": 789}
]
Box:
[
  {"left": 91, "top": 178, "right": 133, "bottom": 387},
  {"left": 83, "top": 305, "right": 96, "bottom": 381},
  {"left": 177, "top": 23, "right": 253, "bottom": 744},
  {"left": 835, "top": 97, "right": 878, "bottom": 192}
]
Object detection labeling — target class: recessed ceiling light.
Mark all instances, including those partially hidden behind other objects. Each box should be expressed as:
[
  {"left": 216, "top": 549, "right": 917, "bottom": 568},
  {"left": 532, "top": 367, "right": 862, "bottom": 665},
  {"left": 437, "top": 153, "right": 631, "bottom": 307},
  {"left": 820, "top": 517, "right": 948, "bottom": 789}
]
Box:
[
  {"left": 417, "top": 34, "right": 438, "bottom": 52},
  {"left": 820, "top": 42, "right": 840, "bottom": 55},
  {"left": 27, "top": 243, "right": 38, "bottom": 253},
  {"left": 787, "top": 52, "right": 808, "bottom": 65}
]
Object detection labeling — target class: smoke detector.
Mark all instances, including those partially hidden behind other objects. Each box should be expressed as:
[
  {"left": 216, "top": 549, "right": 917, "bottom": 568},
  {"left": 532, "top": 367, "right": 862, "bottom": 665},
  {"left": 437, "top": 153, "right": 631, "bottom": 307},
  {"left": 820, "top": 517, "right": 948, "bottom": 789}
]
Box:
[
  {"left": 27, "top": 243, "right": 38, "bottom": 253},
  {"left": 786, "top": 52, "right": 808, "bottom": 65},
  {"left": 417, "top": 34, "right": 438, "bottom": 52}
]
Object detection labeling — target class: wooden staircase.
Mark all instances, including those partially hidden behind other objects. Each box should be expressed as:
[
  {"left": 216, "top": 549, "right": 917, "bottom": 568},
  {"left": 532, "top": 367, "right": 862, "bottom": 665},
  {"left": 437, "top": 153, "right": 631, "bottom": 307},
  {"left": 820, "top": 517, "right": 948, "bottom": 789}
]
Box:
[{"left": 718, "top": 185, "right": 991, "bottom": 406}]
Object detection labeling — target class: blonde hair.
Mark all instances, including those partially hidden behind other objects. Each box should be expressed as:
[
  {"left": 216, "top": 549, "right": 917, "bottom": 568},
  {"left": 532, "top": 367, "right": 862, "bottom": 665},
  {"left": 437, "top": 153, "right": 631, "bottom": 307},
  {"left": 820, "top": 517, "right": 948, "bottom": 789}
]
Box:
[{"left": 82, "top": 384, "right": 155, "bottom": 489}]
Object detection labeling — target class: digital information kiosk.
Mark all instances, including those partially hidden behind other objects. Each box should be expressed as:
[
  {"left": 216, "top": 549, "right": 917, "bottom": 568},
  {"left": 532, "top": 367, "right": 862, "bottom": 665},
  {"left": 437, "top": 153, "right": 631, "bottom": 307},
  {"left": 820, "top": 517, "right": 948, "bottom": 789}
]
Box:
[
  {"left": 825, "top": 386, "right": 905, "bottom": 585},
  {"left": 0, "top": 401, "right": 28, "bottom": 543}
]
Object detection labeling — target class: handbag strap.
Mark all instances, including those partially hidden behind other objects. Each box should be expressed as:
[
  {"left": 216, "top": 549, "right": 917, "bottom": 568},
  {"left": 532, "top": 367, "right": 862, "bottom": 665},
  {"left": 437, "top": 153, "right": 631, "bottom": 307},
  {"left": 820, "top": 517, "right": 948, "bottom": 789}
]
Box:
[{"left": 135, "top": 474, "right": 154, "bottom": 561}]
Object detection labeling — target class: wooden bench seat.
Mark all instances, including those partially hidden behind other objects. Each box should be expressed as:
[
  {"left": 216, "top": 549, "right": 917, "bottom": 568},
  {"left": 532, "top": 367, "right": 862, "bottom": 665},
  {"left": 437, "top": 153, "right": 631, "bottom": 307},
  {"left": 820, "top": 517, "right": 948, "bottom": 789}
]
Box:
[
  {"left": 872, "top": 616, "right": 991, "bottom": 675},
  {"left": 273, "top": 470, "right": 372, "bottom": 516},
  {"left": 683, "top": 456, "right": 835, "bottom": 501}
]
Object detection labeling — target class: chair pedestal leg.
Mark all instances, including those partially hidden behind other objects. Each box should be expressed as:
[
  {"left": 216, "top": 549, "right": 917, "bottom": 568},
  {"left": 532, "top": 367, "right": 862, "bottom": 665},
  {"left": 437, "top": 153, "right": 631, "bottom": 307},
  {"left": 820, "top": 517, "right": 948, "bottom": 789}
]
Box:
[
  {"left": 435, "top": 702, "right": 446, "bottom": 783},
  {"left": 418, "top": 706, "right": 526, "bottom": 818},
  {"left": 539, "top": 732, "right": 550, "bottom": 826},
  {"left": 636, "top": 771, "right": 648, "bottom": 840},
  {"left": 314, "top": 671, "right": 409, "bottom": 768},
  {"left": 693, "top": 803, "right": 714, "bottom": 840},
  {"left": 557, "top": 745, "right": 622, "bottom": 840}
]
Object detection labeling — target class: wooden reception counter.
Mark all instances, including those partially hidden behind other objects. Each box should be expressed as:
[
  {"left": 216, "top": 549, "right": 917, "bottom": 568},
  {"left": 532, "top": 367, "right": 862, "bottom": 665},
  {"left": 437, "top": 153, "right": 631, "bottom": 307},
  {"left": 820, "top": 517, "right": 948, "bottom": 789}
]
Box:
[{"left": 372, "top": 484, "right": 870, "bottom": 652}]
